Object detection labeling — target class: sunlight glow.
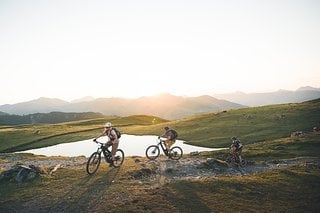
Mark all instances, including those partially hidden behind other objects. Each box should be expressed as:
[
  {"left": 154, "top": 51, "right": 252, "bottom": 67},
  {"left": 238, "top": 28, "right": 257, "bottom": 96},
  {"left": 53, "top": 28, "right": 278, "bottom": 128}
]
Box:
[{"left": 0, "top": 0, "right": 319, "bottom": 104}]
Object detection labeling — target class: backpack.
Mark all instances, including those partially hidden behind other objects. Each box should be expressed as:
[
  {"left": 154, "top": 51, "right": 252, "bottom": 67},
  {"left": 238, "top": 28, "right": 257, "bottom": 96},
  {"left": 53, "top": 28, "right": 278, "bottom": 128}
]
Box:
[
  {"left": 170, "top": 129, "right": 178, "bottom": 140},
  {"left": 111, "top": 127, "right": 121, "bottom": 139}
]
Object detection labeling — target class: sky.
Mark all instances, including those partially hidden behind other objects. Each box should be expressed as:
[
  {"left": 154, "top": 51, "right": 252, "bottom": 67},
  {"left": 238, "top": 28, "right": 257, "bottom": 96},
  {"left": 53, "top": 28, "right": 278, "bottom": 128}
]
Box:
[{"left": 0, "top": 0, "right": 320, "bottom": 105}]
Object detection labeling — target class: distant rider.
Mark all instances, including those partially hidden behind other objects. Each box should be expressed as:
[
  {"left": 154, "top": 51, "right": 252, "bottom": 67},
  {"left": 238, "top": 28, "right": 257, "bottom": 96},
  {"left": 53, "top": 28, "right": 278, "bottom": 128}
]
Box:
[
  {"left": 230, "top": 136, "right": 243, "bottom": 163},
  {"left": 94, "top": 122, "right": 120, "bottom": 166},
  {"left": 159, "top": 127, "right": 177, "bottom": 153}
]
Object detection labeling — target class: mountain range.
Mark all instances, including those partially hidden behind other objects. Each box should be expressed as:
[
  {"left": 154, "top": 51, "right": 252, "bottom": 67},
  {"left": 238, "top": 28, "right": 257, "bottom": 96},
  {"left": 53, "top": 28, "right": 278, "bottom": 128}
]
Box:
[
  {"left": 0, "top": 112, "right": 104, "bottom": 125},
  {"left": 213, "top": 86, "right": 320, "bottom": 107},
  {"left": 0, "top": 94, "right": 245, "bottom": 120},
  {"left": 1, "top": 87, "right": 319, "bottom": 120}
]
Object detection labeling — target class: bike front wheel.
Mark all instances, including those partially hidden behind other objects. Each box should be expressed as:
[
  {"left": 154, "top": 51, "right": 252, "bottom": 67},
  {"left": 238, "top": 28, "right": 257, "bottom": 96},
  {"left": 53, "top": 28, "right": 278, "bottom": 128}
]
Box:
[
  {"left": 86, "top": 152, "right": 101, "bottom": 175},
  {"left": 169, "top": 146, "right": 183, "bottom": 160},
  {"left": 112, "top": 149, "right": 125, "bottom": 168},
  {"left": 146, "top": 145, "right": 160, "bottom": 160},
  {"left": 239, "top": 159, "right": 247, "bottom": 167}
]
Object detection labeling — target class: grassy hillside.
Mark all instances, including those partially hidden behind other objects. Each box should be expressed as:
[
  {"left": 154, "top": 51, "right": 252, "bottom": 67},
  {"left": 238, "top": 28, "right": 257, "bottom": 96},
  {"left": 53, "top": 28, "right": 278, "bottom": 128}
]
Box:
[
  {"left": 1, "top": 162, "right": 319, "bottom": 212},
  {"left": 0, "top": 115, "right": 167, "bottom": 152},
  {"left": 0, "top": 133, "right": 319, "bottom": 212},
  {"left": 1, "top": 101, "right": 319, "bottom": 212},
  {"left": 203, "top": 132, "right": 320, "bottom": 163},
  {"left": 126, "top": 98, "right": 320, "bottom": 147},
  {"left": 0, "top": 111, "right": 104, "bottom": 125},
  {"left": 0, "top": 99, "right": 319, "bottom": 152}
]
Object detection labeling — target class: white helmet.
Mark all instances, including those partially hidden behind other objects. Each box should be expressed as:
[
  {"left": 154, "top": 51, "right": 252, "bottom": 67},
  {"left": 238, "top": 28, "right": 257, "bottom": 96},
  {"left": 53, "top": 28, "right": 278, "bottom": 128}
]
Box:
[{"left": 105, "top": 122, "right": 112, "bottom": 128}]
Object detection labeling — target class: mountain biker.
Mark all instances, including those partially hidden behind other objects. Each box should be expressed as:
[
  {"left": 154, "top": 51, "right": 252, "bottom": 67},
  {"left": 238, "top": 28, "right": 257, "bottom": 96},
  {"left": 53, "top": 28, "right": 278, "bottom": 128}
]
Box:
[
  {"left": 230, "top": 136, "right": 243, "bottom": 163},
  {"left": 94, "top": 122, "right": 120, "bottom": 166},
  {"left": 159, "top": 127, "right": 177, "bottom": 153}
]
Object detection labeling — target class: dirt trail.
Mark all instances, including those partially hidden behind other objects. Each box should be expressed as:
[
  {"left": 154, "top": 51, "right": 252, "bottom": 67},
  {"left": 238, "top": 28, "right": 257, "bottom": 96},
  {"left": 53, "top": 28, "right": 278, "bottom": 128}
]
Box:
[
  {"left": 0, "top": 154, "right": 87, "bottom": 170},
  {"left": 1, "top": 153, "right": 319, "bottom": 180},
  {"left": 140, "top": 156, "right": 319, "bottom": 182}
]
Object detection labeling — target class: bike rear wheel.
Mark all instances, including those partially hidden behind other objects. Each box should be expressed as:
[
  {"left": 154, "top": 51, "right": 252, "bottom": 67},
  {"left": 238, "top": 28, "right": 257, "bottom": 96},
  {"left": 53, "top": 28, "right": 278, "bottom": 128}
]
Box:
[
  {"left": 112, "top": 149, "right": 125, "bottom": 168},
  {"left": 226, "top": 155, "right": 235, "bottom": 164},
  {"left": 169, "top": 146, "right": 183, "bottom": 160},
  {"left": 146, "top": 145, "right": 160, "bottom": 160},
  {"left": 86, "top": 152, "right": 101, "bottom": 175}
]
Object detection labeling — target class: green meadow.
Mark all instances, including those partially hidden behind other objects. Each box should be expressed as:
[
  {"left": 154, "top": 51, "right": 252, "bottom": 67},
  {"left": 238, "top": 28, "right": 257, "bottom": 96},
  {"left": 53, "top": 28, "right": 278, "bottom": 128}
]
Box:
[
  {"left": 0, "top": 99, "right": 320, "bottom": 212},
  {"left": 0, "top": 115, "right": 167, "bottom": 152},
  {"left": 1, "top": 99, "right": 319, "bottom": 152},
  {"left": 0, "top": 133, "right": 319, "bottom": 212}
]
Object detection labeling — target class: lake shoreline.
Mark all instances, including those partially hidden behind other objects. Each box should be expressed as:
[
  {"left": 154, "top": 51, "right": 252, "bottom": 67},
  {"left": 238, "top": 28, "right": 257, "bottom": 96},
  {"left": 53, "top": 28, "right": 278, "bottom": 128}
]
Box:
[{"left": 16, "top": 134, "right": 226, "bottom": 157}]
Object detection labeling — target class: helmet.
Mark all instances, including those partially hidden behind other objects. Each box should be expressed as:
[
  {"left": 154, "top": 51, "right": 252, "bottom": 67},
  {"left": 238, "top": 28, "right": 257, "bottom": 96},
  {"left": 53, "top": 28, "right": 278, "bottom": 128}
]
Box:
[
  {"left": 231, "top": 136, "right": 237, "bottom": 141},
  {"left": 105, "top": 122, "right": 112, "bottom": 128}
]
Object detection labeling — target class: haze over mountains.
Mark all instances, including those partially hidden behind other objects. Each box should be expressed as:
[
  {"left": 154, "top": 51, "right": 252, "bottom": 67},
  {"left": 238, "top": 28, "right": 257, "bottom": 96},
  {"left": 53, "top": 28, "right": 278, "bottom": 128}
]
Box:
[
  {"left": 0, "top": 87, "right": 319, "bottom": 120},
  {"left": 213, "top": 86, "right": 320, "bottom": 107},
  {"left": 0, "top": 94, "right": 244, "bottom": 120}
]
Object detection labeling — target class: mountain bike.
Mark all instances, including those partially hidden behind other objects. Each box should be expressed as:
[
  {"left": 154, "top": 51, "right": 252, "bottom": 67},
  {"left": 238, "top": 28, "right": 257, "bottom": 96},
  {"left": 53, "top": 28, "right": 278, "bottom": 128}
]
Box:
[
  {"left": 86, "top": 139, "right": 125, "bottom": 175},
  {"left": 226, "top": 148, "right": 246, "bottom": 167},
  {"left": 146, "top": 137, "right": 183, "bottom": 160}
]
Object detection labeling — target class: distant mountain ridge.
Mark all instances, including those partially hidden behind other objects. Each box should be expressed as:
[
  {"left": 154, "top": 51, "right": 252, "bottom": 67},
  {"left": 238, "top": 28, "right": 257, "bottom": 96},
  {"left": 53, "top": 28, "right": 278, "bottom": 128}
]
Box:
[
  {"left": 0, "top": 111, "right": 104, "bottom": 125},
  {"left": 214, "top": 86, "right": 320, "bottom": 107},
  {"left": 0, "top": 94, "right": 245, "bottom": 120}
]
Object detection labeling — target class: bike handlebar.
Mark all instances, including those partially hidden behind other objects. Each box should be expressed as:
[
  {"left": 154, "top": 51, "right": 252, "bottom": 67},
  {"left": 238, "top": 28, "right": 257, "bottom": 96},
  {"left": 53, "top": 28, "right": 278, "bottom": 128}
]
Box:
[
  {"left": 93, "top": 139, "right": 106, "bottom": 146},
  {"left": 93, "top": 139, "right": 114, "bottom": 149},
  {"left": 157, "top": 137, "right": 167, "bottom": 144}
]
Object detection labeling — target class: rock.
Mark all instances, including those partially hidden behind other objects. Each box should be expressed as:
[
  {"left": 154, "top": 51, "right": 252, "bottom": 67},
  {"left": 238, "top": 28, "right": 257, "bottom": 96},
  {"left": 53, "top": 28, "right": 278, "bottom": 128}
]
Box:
[
  {"left": 131, "top": 168, "right": 156, "bottom": 179},
  {"left": 49, "top": 164, "right": 61, "bottom": 175},
  {"left": 0, "top": 164, "right": 45, "bottom": 183},
  {"left": 33, "top": 130, "right": 41, "bottom": 135},
  {"left": 291, "top": 131, "right": 304, "bottom": 137},
  {"left": 0, "top": 167, "right": 20, "bottom": 182},
  {"left": 165, "top": 168, "right": 174, "bottom": 173},
  {"left": 15, "top": 167, "right": 32, "bottom": 182},
  {"left": 305, "top": 161, "right": 320, "bottom": 169},
  {"left": 29, "top": 164, "right": 47, "bottom": 174},
  {"left": 134, "top": 159, "right": 141, "bottom": 163},
  {"left": 190, "top": 151, "right": 199, "bottom": 156}
]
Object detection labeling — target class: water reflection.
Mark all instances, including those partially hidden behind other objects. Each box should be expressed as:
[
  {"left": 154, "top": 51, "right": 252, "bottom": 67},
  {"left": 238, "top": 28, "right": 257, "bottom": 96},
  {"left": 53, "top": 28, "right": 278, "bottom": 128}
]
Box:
[{"left": 19, "top": 134, "right": 224, "bottom": 157}]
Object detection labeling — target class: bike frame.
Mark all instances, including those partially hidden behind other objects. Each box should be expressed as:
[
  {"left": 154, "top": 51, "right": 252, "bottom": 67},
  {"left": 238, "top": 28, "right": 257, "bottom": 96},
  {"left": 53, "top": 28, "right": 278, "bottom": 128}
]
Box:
[
  {"left": 156, "top": 139, "right": 169, "bottom": 155},
  {"left": 95, "top": 141, "right": 112, "bottom": 162}
]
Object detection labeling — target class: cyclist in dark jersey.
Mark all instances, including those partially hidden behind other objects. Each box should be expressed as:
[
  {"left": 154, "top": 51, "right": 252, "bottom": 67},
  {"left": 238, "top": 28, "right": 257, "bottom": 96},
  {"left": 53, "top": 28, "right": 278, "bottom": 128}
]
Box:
[
  {"left": 160, "top": 127, "right": 177, "bottom": 153},
  {"left": 231, "top": 137, "right": 243, "bottom": 162}
]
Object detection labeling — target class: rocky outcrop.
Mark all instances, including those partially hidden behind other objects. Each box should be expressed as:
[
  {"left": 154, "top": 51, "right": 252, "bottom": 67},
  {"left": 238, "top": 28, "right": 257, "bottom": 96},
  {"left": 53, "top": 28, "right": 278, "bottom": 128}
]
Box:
[{"left": 0, "top": 165, "right": 45, "bottom": 183}]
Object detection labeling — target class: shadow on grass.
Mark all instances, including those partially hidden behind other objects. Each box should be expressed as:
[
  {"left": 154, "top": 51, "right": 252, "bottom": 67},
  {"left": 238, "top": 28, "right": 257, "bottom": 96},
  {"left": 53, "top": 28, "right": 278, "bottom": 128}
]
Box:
[
  {"left": 165, "top": 182, "right": 211, "bottom": 212},
  {"left": 47, "top": 167, "right": 121, "bottom": 213}
]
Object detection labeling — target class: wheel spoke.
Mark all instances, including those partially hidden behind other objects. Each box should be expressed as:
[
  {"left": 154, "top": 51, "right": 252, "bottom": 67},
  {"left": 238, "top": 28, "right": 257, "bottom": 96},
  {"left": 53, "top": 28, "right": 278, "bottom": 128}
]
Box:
[
  {"left": 86, "top": 152, "right": 101, "bottom": 175},
  {"left": 169, "top": 146, "right": 183, "bottom": 160},
  {"left": 146, "top": 145, "right": 160, "bottom": 160},
  {"left": 113, "top": 149, "right": 124, "bottom": 168}
]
